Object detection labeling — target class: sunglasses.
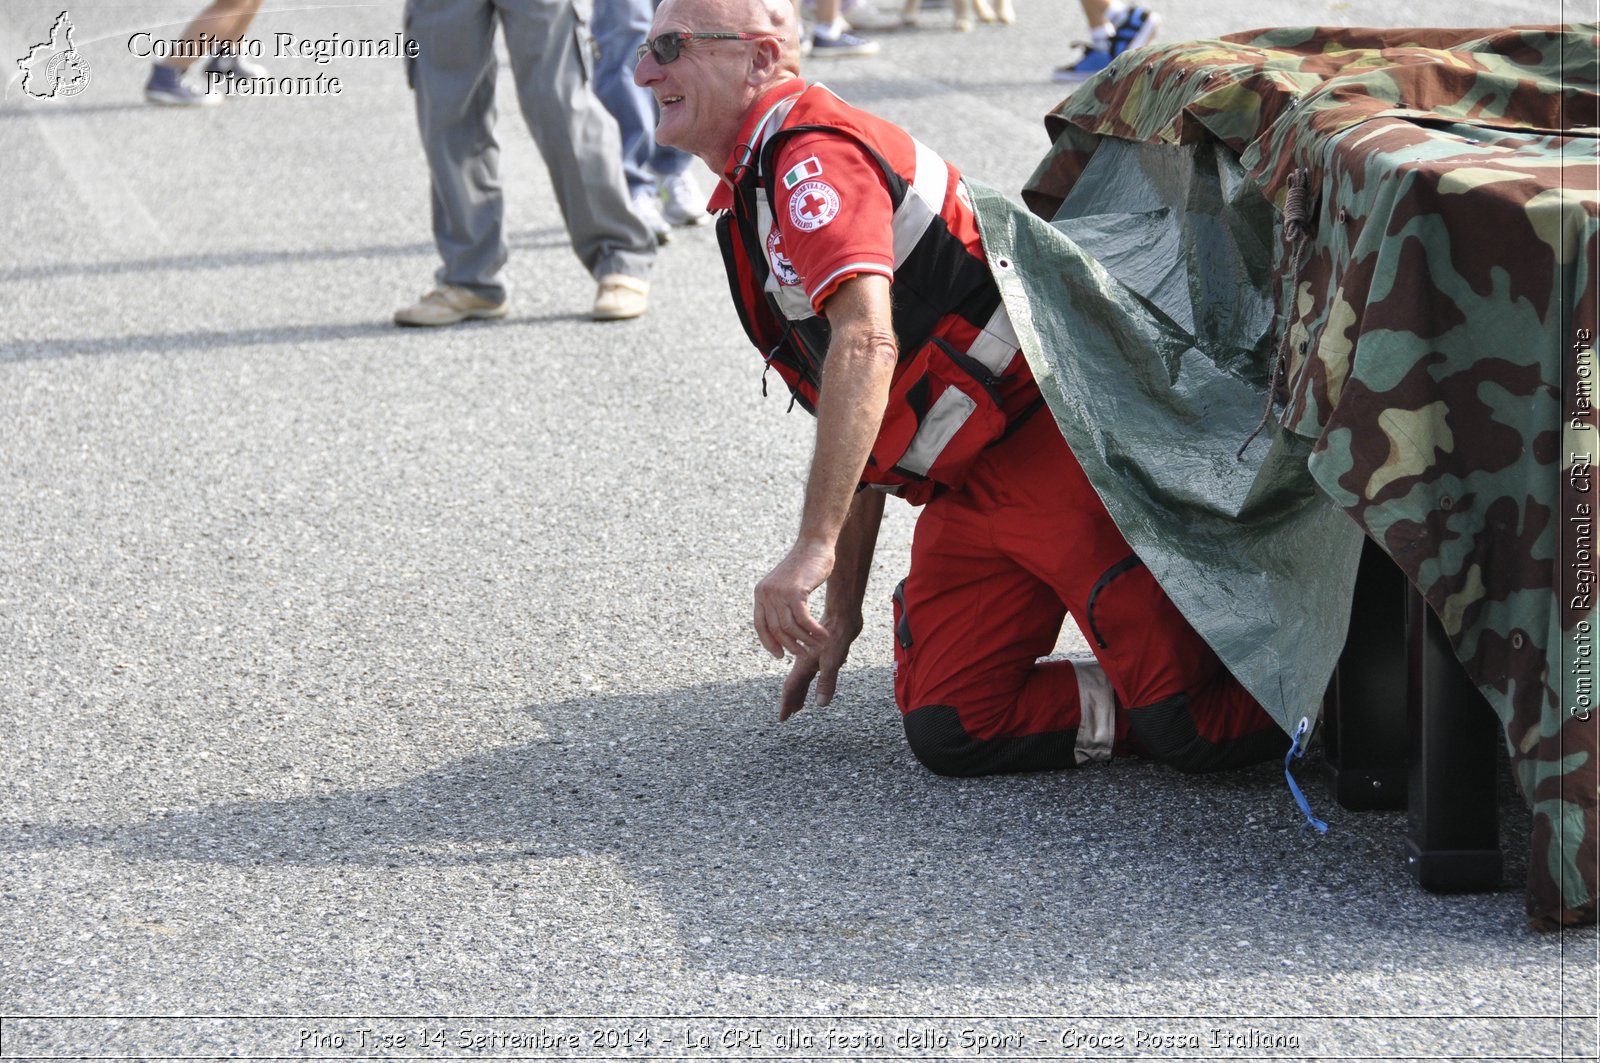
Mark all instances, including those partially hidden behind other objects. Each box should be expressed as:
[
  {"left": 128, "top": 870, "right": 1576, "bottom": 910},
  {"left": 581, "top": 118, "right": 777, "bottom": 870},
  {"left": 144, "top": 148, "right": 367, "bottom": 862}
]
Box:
[{"left": 635, "top": 31, "right": 778, "bottom": 65}]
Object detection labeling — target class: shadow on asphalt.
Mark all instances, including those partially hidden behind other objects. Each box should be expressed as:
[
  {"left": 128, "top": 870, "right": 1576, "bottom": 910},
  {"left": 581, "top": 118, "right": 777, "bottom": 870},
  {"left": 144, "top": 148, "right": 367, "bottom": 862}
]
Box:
[
  {"left": 0, "top": 308, "right": 597, "bottom": 362},
  {"left": 0, "top": 669, "right": 1540, "bottom": 982},
  {"left": 0, "top": 101, "right": 152, "bottom": 120},
  {"left": 0, "top": 227, "right": 569, "bottom": 284}
]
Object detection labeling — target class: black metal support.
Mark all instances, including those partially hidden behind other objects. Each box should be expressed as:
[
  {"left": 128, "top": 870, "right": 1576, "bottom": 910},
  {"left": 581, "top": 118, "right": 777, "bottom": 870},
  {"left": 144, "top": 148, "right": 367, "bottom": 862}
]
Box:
[
  {"left": 1323, "top": 538, "right": 1410, "bottom": 811},
  {"left": 1403, "top": 582, "right": 1504, "bottom": 891}
]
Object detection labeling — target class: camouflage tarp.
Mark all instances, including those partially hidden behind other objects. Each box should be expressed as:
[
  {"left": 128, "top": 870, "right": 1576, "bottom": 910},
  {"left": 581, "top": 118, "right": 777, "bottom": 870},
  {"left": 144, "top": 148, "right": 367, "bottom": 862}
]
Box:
[{"left": 1003, "top": 25, "right": 1597, "bottom": 926}]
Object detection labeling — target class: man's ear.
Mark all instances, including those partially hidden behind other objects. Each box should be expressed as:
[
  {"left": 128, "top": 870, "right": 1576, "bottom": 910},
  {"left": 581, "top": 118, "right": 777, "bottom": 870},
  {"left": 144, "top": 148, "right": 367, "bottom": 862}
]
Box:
[{"left": 748, "top": 36, "right": 783, "bottom": 83}]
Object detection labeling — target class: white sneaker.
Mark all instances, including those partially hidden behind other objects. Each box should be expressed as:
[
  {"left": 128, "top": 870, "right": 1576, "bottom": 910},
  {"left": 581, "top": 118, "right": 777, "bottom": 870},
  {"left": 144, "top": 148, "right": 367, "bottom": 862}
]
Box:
[
  {"left": 658, "top": 171, "right": 709, "bottom": 227},
  {"left": 592, "top": 274, "right": 649, "bottom": 321},
  {"left": 810, "top": 27, "right": 880, "bottom": 57},
  {"left": 204, "top": 48, "right": 269, "bottom": 81},
  {"left": 632, "top": 190, "right": 672, "bottom": 246},
  {"left": 394, "top": 284, "right": 508, "bottom": 327}
]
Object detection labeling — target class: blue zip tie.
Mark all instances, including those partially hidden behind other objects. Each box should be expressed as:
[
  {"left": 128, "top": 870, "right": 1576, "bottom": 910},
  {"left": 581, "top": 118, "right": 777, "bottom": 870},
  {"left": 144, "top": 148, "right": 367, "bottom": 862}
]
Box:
[{"left": 1285, "top": 716, "right": 1329, "bottom": 834}]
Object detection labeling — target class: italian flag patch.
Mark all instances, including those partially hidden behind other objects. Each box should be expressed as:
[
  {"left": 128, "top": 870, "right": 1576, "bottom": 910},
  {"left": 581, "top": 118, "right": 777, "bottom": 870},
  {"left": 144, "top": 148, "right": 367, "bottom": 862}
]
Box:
[{"left": 782, "top": 156, "right": 823, "bottom": 189}]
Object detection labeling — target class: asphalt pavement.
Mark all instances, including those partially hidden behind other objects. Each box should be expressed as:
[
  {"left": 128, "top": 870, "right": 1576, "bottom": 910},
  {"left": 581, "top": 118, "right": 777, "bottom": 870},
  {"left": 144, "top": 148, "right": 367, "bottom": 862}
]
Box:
[{"left": 1, "top": 0, "right": 1596, "bottom": 1060}]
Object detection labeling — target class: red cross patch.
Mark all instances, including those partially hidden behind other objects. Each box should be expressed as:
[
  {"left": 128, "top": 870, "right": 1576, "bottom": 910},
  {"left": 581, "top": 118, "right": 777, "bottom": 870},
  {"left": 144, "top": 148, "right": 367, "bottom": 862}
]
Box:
[
  {"left": 788, "top": 179, "right": 840, "bottom": 232},
  {"left": 767, "top": 228, "right": 800, "bottom": 286}
]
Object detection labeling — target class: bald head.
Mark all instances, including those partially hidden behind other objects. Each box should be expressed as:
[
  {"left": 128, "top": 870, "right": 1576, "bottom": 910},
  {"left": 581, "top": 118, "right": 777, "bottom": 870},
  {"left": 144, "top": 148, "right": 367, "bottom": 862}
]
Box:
[
  {"left": 659, "top": 0, "right": 804, "bottom": 73},
  {"left": 637, "top": 0, "right": 804, "bottom": 168}
]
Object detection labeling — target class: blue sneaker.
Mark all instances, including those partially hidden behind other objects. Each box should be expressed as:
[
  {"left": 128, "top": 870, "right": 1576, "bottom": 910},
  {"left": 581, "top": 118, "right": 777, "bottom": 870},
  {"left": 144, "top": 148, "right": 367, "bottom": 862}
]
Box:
[
  {"left": 1053, "top": 47, "right": 1112, "bottom": 81},
  {"left": 1111, "top": 5, "right": 1162, "bottom": 54},
  {"left": 1053, "top": 5, "right": 1160, "bottom": 82},
  {"left": 144, "top": 63, "right": 220, "bottom": 107}
]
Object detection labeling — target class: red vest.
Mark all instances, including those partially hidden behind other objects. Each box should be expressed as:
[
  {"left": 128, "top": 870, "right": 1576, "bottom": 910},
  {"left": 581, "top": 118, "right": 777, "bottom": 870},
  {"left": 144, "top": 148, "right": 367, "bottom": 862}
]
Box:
[{"left": 715, "top": 85, "right": 1041, "bottom": 501}]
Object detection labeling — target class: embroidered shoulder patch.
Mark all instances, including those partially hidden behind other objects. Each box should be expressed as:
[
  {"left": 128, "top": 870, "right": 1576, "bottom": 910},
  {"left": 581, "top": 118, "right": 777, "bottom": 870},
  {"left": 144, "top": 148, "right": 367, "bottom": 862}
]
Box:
[
  {"left": 788, "top": 179, "right": 840, "bottom": 232},
  {"left": 766, "top": 228, "right": 800, "bottom": 286},
  {"left": 782, "top": 155, "right": 823, "bottom": 189}
]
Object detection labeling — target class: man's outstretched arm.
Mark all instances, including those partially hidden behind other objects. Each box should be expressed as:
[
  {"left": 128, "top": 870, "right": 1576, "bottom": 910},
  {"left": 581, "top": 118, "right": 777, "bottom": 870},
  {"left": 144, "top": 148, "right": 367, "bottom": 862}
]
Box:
[
  {"left": 753, "top": 273, "right": 897, "bottom": 664},
  {"left": 778, "top": 485, "right": 885, "bottom": 720}
]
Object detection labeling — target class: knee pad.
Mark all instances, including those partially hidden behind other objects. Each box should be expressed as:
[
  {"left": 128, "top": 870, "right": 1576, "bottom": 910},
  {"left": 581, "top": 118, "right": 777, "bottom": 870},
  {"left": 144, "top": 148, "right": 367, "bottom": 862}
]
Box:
[
  {"left": 902, "top": 704, "right": 1080, "bottom": 777},
  {"left": 1126, "top": 694, "right": 1289, "bottom": 774}
]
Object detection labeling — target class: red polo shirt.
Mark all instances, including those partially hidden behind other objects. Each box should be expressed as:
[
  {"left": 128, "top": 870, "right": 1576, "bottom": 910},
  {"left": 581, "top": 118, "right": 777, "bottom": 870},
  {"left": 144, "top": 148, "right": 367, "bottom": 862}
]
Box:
[{"left": 709, "top": 80, "right": 899, "bottom": 312}]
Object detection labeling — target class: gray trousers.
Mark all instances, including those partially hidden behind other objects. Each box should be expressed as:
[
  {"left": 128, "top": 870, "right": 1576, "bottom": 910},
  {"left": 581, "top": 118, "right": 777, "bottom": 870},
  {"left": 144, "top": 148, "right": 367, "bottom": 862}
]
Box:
[{"left": 405, "top": 0, "right": 654, "bottom": 302}]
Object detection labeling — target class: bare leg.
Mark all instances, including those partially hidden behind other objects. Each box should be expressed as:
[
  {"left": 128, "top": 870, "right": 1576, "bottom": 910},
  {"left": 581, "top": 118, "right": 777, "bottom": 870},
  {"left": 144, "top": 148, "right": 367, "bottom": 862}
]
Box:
[
  {"left": 807, "top": 0, "right": 878, "bottom": 51},
  {"left": 160, "top": 0, "right": 265, "bottom": 72},
  {"left": 1054, "top": 0, "right": 1159, "bottom": 79},
  {"left": 1078, "top": 0, "right": 1110, "bottom": 25}
]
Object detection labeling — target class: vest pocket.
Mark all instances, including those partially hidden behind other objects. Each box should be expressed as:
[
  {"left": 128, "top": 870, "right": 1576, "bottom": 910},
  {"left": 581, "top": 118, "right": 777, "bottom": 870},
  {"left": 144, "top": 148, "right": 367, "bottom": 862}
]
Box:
[{"left": 887, "top": 336, "right": 1008, "bottom": 486}]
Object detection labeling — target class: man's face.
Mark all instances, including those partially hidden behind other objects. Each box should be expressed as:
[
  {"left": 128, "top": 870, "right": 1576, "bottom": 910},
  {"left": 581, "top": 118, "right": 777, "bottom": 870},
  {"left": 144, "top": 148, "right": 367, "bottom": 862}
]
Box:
[{"left": 634, "top": 0, "right": 763, "bottom": 166}]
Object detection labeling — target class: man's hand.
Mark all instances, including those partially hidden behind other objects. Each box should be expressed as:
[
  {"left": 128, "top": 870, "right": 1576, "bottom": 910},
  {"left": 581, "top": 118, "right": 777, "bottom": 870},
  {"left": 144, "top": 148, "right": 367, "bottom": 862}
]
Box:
[
  {"left": 754, "top": 542, "right": 834, "bottom": 660},
  {"left": 779, "top": 607, "right": 863, "bottom": 721},
  {"left": 761, "top": 489, "right": 884, "bottom": 721},
  {"left": 754, "top": 275, "right": 893, "bottom": 721}
]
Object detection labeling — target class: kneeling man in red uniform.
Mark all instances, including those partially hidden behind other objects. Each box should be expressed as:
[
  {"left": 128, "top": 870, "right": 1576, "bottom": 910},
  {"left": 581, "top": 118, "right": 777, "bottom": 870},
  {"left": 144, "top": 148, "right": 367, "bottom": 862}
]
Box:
[{"left": 635, "top": 0, "right": 1288, "bottom": 775}]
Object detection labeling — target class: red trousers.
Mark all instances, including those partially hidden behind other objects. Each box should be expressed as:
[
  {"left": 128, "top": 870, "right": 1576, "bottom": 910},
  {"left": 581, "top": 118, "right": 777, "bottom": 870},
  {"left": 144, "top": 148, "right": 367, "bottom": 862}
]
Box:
[{"left": 890, "top": 409, "right": 1288, "bottom": 776}]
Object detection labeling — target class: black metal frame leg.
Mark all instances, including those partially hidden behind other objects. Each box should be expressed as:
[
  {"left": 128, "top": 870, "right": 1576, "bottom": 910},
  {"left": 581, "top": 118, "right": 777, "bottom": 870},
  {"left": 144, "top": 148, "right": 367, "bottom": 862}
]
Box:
[
  {"left": 1403, "top": 583, "right": 1504, "bottom": 891},
  {"left": 1324, "top": 538, "right": 1409, "bottom": 811}
]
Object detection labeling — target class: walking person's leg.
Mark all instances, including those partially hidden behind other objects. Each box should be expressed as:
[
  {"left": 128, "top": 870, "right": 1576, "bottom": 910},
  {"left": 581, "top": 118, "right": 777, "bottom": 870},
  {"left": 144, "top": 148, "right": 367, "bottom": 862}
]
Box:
[
  {"left": 394, "top": 0, "right": 514, "bottom": 325},
  {"left": 499, "top": 0, "right": 656, "bottom": 318},
  {"left": 144, "top": 0, "right": 267, "bottom": 105}
]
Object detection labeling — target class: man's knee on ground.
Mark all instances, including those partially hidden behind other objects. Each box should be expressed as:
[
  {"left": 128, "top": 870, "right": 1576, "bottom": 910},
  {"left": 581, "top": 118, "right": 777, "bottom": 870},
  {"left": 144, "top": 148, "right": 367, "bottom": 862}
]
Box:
[
  {"left": 902, "top": 704, "right": 986, "bottom": 776},
  {"left": 901, "top": 703, "right": 1079, "bottom": 777},
  {"left": 1125, "top": 694, "right": 1288, "bottom": 774}
]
